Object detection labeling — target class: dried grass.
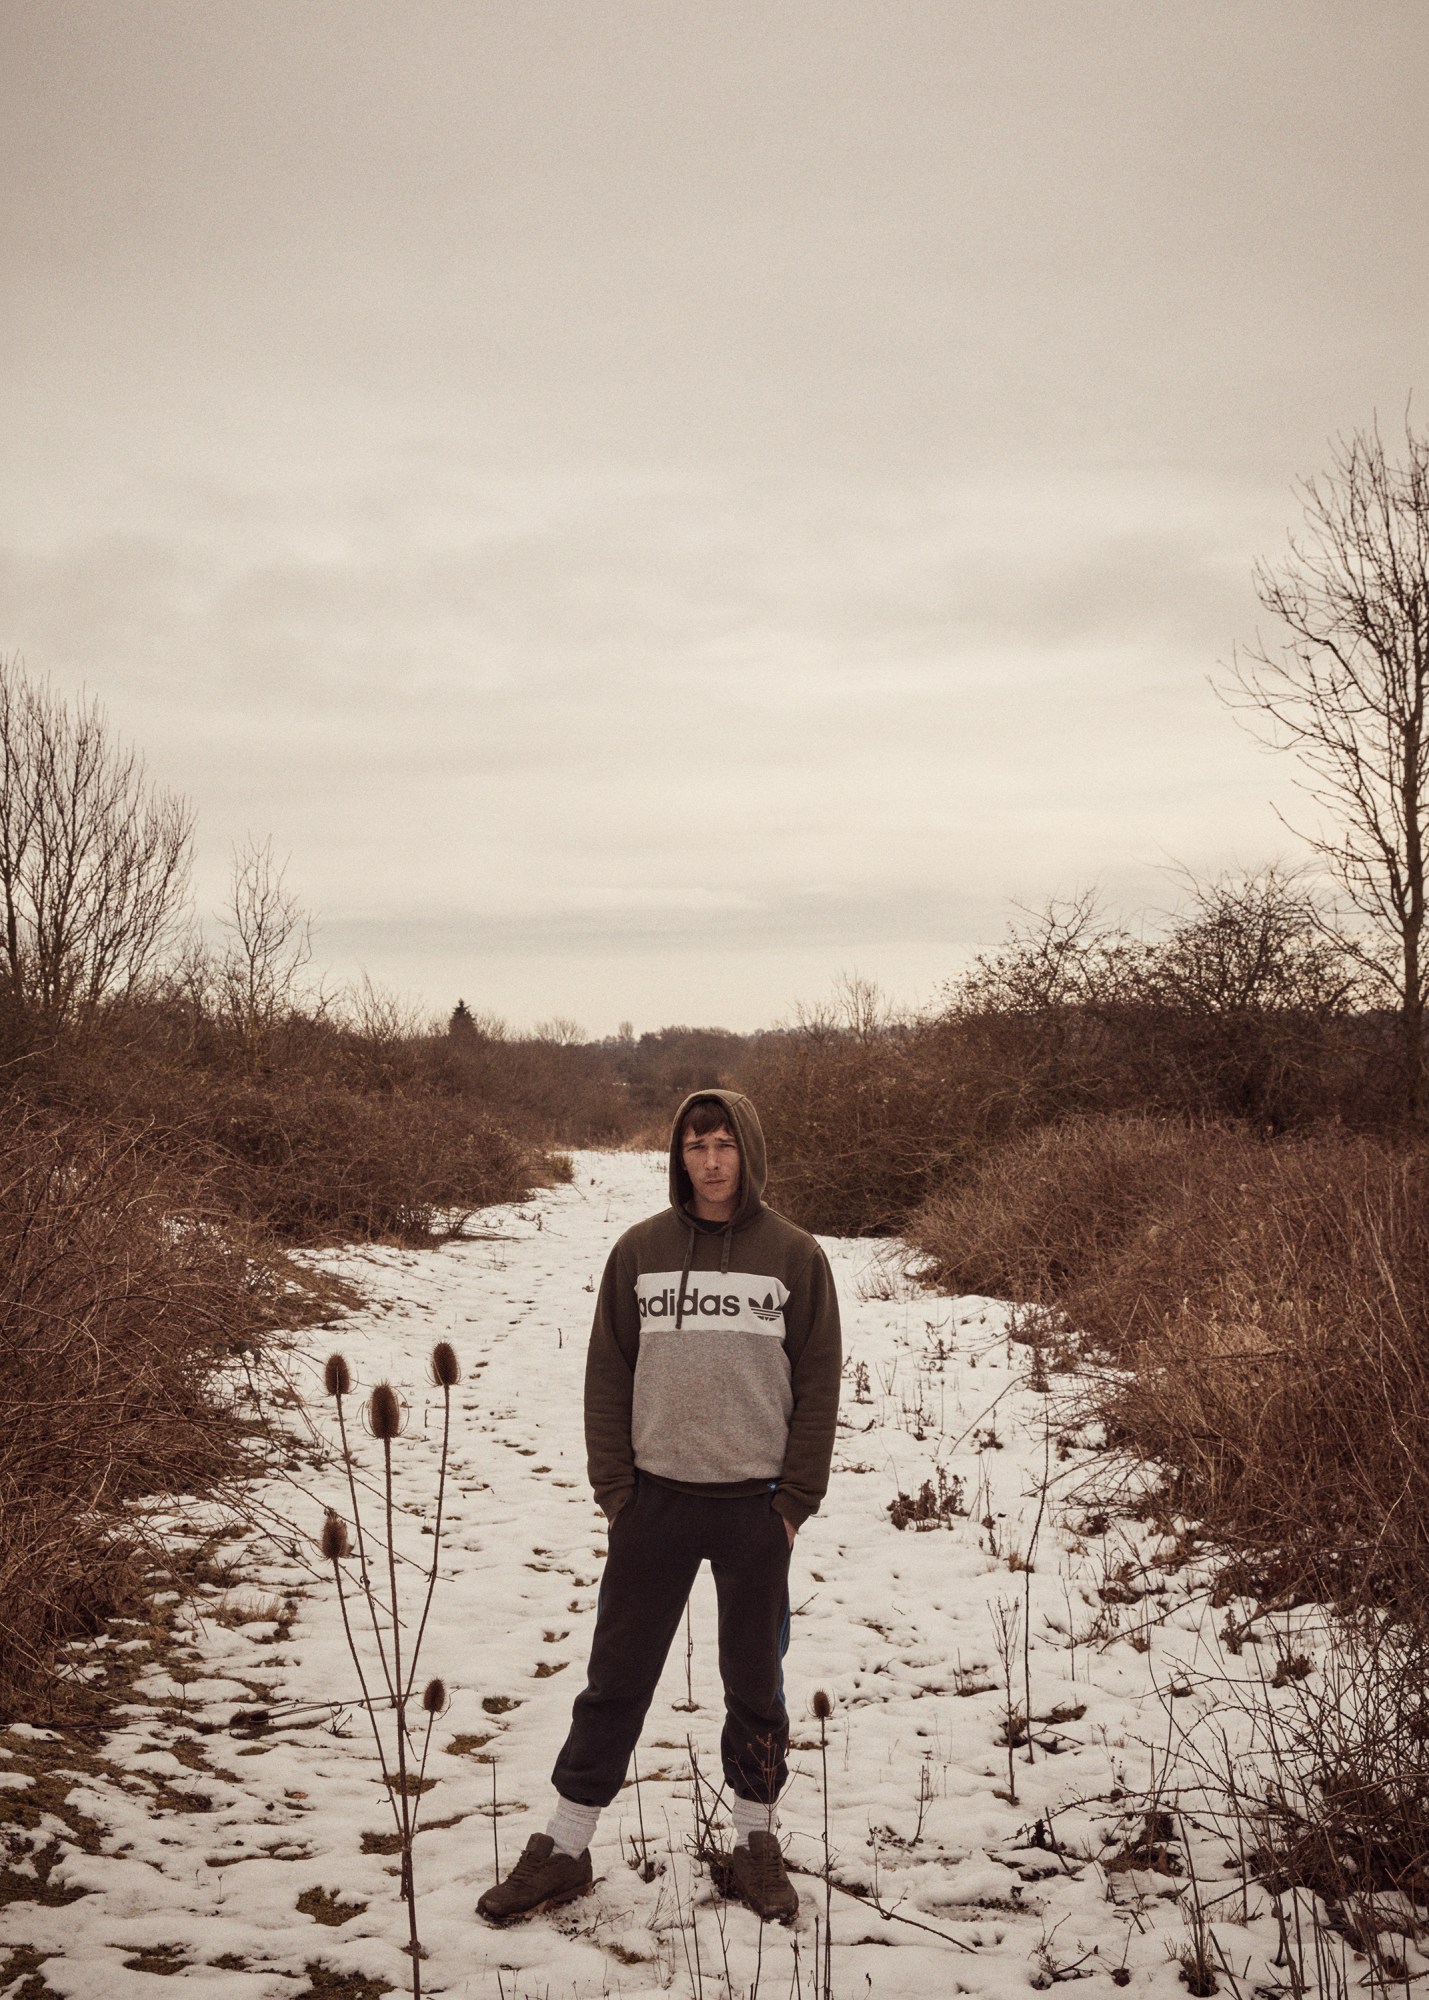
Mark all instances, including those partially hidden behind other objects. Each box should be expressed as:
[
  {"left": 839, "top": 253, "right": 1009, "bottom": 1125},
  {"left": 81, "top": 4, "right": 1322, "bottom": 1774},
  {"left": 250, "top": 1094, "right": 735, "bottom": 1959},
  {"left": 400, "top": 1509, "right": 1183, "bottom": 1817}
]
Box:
[
  {"left": 0, "top": 1111, "right": 284, "bottom": 1717},
  {"left": 914, "top": 1115, "right": 1429, "bottom": 1625}
]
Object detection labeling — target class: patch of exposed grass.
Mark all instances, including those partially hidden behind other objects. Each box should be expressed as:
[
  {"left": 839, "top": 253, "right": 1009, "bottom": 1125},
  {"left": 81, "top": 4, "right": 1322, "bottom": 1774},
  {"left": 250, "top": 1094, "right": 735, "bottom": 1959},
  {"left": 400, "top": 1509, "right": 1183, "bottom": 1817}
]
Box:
[
  {"left": 0, "top": 1943, "right": 63, "bottom": 2000},
  {"left": 444, "top": 1732, "right": 494, "bottom": 1757},
  {"left": 298, "top": 1885, "right": 370, "bottom": 1926},
  {"left": 120, "top": 1943, "right": 188, "bottom": 1975},
  {"left": 383, "top": 1774, "right": 437, "bottom": 1798},
  {"left": 299, "top": 1964, "right": 394, "bottom": 2000},
  {"left": 360, "top": 1812, "right": 469, "bottom": 1855},
  {"left": 0, "top": 1838, "right": 90, "bottom": 1911}
]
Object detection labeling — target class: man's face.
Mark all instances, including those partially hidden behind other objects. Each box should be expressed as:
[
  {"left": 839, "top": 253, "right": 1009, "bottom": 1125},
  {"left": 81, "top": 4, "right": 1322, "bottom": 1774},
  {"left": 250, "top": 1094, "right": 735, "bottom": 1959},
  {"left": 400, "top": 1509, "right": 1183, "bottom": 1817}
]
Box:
[{"left": 681, "top": 1122, "right": 741, "bottom": 1216}]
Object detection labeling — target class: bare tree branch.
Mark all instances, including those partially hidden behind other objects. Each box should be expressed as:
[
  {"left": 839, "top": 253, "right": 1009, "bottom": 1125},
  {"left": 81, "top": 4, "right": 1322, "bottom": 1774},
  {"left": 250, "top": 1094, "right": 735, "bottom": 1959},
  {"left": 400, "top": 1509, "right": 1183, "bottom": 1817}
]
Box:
[{"left": 1221, "top": 422, "right": 1429, "bottom": 1120}]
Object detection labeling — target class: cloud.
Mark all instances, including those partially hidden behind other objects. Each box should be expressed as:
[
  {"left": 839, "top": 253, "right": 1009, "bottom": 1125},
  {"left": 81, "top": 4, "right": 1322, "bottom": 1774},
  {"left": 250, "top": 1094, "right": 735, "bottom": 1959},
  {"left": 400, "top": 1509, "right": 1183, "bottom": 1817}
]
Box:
[{"left": 5, "top": 1, "right": 1424, "bottom": 1027}]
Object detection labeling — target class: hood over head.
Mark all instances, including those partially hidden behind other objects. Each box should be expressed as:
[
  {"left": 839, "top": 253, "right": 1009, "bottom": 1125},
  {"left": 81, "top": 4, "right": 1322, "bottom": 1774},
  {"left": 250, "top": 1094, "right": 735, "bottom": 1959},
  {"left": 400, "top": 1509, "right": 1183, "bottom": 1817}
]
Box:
[{"left": 668, "top": 1088, "right": 767, "bottom": 1229}]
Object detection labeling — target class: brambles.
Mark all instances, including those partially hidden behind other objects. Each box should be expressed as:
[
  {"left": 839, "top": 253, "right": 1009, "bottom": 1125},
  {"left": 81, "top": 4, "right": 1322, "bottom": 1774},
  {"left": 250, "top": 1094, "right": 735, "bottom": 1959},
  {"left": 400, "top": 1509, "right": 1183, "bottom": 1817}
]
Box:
[
  {"left": 910, "top": 1114, "right": 1234, "bottom": 1310},
  {"left": 737, "top": 979, "right": 973, "bottom": 1235},
  {"left": 0, "top": 1110, "right": 283, "bottom": 1715},
  {"left": 912, "top": 1115, "right": 1429, "bottom": 1634},
  {"left": 887, "top": 1466, "right": 966, "bottom": 1531}
]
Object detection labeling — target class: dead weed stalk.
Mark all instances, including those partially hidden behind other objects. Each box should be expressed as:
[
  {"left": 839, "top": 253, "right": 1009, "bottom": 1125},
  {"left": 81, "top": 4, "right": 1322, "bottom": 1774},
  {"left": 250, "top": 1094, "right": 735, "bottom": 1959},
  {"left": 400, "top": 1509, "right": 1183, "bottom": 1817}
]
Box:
[{"left": 318, "top": 1341, "right": 460, "bottom": 2000}]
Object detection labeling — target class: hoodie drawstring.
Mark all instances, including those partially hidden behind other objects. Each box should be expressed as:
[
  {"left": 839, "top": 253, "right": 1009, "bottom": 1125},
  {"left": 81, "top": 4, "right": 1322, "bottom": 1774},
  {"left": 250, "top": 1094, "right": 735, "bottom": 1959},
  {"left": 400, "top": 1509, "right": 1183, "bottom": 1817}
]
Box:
[
  {"left": 675, "top": 1225, "right": 696, "bottom": 1331},
  {"left": 674, "top": 1220, "right": 735, "bottom": 1329}
]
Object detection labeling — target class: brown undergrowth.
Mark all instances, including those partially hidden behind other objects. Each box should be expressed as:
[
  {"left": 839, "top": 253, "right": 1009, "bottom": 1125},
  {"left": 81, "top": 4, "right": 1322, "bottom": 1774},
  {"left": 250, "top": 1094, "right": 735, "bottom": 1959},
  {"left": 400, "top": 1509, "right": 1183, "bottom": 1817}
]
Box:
[
  {"left": 913, "top": 1112, "right": 1429, "bottom": 1970},
  {"left": 0, "top": 1110, "right": 334, "bottom": 1720},
  {"left": 911, "top": 1116, "right": 1429, "bottom": 1626},
  {"left": 27, "top": 1012, "right": 550, "bottom": 1248}
]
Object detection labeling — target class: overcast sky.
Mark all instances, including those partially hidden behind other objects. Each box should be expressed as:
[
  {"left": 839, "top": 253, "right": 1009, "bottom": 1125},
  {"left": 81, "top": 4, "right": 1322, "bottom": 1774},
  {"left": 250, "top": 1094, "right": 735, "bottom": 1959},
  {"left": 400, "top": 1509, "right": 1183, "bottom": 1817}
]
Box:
[{"left": 4, "top": 2, "right": 1427, "bottom": 1033}]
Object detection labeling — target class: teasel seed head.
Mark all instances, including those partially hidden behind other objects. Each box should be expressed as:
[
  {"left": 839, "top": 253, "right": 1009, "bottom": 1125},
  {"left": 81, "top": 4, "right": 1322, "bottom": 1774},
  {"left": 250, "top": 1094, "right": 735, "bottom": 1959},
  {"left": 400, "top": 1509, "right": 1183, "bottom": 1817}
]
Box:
[
  {"left": 422, "top": 1677, "right": 448, "bottom": 1716},
  {"left": 369, "top": 1381, "right": 402, "bottom": 1441},
  {"left": 324, "top": 1352, "right": 351, "bottom": 1398},
  {"left": 320, "top": 1511, "right": 351, "bottom": 1561},
  {"left": 812, "top": 1688, "right": 833, "bottom": 1721},
  {"left": 430, "top": 1341, "right": 460, "bottom": 1388}
]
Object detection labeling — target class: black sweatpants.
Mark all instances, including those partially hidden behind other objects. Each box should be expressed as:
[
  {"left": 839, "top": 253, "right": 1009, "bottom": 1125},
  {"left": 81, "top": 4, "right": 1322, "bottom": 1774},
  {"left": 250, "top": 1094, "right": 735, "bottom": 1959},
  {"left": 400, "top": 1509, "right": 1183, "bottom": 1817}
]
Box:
[{"left": 551, "top": 1474, "right": 792, "bottom": 1810}]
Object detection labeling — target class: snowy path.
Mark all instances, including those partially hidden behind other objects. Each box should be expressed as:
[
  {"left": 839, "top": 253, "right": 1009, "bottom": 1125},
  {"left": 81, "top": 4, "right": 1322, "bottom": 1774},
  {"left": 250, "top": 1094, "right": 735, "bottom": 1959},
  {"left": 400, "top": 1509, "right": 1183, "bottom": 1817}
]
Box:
[{"left": 1, "top": 1152, "right": 1312, "bottom": 2000}]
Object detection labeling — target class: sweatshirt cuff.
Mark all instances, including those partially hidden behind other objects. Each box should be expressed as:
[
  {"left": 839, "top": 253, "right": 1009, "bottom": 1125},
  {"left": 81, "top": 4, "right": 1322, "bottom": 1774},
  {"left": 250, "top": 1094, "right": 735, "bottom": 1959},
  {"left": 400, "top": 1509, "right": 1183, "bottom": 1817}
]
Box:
[
  {"left": 597, "top": 1484, "right": 634, "bottom": 1522},
  {"left": 773, "top": 1490, "right": 816, "bottom": 1530}
]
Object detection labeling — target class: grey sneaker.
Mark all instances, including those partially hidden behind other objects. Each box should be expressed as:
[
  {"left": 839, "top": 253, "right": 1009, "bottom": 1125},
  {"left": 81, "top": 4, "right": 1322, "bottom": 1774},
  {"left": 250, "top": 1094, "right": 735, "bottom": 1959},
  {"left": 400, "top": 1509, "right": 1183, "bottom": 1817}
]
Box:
[
  {"left": 476, "top": 1833, "right": 593, "bottom": 1926},
  {"left": 726, "top": 1830, "right": 799, "bottom": 1923}
]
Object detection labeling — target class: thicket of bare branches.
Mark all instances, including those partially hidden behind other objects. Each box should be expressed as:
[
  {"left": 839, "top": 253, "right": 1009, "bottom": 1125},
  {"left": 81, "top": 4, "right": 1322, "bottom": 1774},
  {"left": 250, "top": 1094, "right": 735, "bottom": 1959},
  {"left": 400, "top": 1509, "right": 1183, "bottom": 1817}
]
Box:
[
  {"left": 0, "top": 1112, "right": 285, "bottom": 1716},
  {"left": 738, "top": 977, "right": 977, "bottom": 1234},
  {"left": 745, "top": 870, "right": 1379, "bottom": 1238}
]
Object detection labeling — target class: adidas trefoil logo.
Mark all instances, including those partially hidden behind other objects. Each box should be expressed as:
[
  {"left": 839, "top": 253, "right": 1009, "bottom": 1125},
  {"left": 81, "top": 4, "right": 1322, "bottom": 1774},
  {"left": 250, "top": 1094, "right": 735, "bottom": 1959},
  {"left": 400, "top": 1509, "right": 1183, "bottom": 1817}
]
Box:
[{"left": 749, "top": 1292, "right": 781, "bottom": 1322}]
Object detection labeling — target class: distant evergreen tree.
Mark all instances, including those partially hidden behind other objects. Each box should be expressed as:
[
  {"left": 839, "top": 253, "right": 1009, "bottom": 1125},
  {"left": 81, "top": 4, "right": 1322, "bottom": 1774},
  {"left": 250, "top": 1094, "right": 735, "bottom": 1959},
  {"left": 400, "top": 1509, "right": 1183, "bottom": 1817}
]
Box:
[{"left": 449, "top": 998, "right": 477, "bottom": 1037}]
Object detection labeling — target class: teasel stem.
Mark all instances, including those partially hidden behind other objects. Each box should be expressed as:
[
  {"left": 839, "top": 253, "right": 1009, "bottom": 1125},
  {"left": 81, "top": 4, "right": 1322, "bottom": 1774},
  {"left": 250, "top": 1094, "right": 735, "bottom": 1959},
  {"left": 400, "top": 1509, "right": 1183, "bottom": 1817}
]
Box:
[
  {"left": 632, "top": 1747, "right": 648, "bottom": 1863},
  {"left": 379, "top": 1424, "right": 424, "bottom": 1997},
  {"left": 405, "top": 1344, "right": 459, "bottom": 1703},
  {"left": 408, "top": 1678, "right": 447, "bottom": 1845},
  {"left": 382, "top": 1426, "right": 411, "bottom": 1842},
  {"left": 326, "top": 1354, "right": 372, "bottom": 1597},
  {"left": 322, "top": 1517, "right": 403, "bottom": 1844},
  {"left": 355, "top": 1387, "right": 401, "bottom": 1717},
  {"left": 813, "top": 1690, "right": 834, "bottom": 2000}
]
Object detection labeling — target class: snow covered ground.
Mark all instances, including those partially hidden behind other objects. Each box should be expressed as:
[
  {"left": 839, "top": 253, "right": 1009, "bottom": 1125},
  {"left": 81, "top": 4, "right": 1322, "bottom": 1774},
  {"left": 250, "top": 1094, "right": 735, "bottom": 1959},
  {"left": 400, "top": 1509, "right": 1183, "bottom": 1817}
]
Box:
[{"left": 0, "top": 1150, "right": 1342, "bottom": 2000}]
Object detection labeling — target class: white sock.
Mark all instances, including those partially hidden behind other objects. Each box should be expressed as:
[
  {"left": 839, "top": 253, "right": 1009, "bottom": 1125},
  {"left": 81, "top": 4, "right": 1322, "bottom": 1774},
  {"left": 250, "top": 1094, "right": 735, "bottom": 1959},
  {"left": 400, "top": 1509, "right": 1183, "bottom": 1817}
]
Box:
[
  {"left": 731, "top": 1794, "right": 775, "bottom": 1848},
  {"left": 546, "top": 1795, "right": 601, "bottom": 1859}
]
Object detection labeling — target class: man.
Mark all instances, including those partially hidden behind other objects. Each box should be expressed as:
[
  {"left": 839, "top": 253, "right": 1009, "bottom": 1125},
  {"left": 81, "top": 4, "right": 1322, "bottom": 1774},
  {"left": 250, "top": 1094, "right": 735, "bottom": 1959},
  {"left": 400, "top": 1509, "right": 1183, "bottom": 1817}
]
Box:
[{"left": 477, "top": 1087, "right": 842, "bottom": 1926}]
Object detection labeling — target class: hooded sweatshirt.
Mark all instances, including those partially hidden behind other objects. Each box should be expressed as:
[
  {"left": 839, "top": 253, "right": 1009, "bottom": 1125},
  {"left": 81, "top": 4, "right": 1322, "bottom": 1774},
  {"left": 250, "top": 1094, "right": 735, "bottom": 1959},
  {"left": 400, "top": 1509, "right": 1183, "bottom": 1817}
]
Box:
[{"left": 584, "top": 1089, "right": 842, "bottom": 1530}]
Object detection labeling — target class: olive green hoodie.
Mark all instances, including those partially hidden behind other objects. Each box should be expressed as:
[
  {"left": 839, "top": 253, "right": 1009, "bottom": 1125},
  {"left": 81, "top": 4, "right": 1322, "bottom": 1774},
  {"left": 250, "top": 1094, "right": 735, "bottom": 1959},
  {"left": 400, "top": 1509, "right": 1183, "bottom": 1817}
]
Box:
[{"left": 584, "top": 1088, "right": 842, "bottom": 1529}]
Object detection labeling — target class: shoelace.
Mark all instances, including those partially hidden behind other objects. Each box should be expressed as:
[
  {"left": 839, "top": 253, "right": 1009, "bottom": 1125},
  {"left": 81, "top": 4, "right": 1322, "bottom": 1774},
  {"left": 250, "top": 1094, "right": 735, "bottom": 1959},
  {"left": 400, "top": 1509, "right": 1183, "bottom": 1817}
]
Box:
[{"left": 508, "top": 1841, "right": 554, "bottom": 1885}]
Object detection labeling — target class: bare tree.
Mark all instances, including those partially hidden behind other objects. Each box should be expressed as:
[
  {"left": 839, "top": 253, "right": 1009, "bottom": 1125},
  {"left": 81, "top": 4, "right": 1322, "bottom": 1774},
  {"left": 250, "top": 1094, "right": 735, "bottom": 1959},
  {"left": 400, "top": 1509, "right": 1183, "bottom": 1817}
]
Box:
[
  {"left": 533, "top": 1015, "right": 585, "bottom": 1046},
  {"left": 1145, "top": 866, "right": 1358, "bottom": 1019},
  {"left": 0, "top": 657, "right": 193, "bottom": 1029},
  {"left": 1225, "top": 422, "right": 1429, "bottom": 1119},
  {"left": 952, "top": 891, "right": 1135, "bottom": 1016},
  {"left": 218, "top": 836, "right": 312, "bottom": 1071},
  {"left": 344, "top": 973, "right": 425, "bottom": 1050}
]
